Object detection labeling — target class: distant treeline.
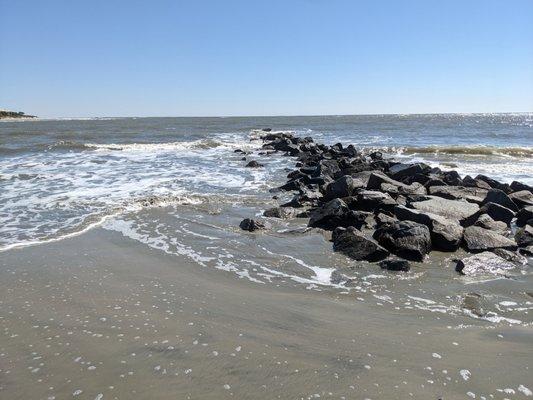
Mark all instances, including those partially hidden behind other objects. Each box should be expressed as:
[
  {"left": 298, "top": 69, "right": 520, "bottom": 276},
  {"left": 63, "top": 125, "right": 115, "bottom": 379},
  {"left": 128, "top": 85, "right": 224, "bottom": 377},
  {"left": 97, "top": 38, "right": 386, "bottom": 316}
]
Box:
[{"left": 0, "top": 110, "right": 36, "bottom": 119}]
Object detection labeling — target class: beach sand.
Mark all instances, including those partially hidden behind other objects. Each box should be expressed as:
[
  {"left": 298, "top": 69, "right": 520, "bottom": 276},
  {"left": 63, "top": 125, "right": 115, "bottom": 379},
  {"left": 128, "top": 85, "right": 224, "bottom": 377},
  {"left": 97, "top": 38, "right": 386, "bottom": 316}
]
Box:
[{"left": 1, "top": 227, "right": 531, "bottom": 400}]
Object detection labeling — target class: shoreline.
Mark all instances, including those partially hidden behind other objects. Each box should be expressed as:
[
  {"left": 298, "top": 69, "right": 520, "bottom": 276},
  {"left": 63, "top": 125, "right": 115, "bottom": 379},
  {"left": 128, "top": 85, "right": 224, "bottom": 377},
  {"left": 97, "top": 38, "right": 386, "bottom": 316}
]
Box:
[
  {"left": 0, "top": 116, "right": 531, "bottom": 399},
  {"left": 1, "top": 227, "right": 531, "bottom": 399}
]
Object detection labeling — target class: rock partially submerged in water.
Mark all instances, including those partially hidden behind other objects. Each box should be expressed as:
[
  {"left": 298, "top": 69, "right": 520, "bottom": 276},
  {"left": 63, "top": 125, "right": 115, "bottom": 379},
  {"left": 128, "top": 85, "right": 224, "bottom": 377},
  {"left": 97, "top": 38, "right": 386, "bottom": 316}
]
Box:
[
  {"left": 239, "top": 218, "right": 269, "bottom": 232},
  {"left": 245, "top": 160, "right": 264, "bottom": 168},
  {"left": 462, "top": 226, "right": 517, "bottom": 252},
  {"left": 373, "top": 220, "right": 431, "bottom": 261},
  {"left": 394, "top": 205, "right": 463, "bottom": 251},
  {"left": 379, "top": 258, "right": 410, "bottom": 272},
  {"left": 455, "top": 252, "right": 515, "bottom": 276},
  {"left": 332, "top": 227, "right": 389, "bottom": 262},
  {"left": 515, "top": 224, "right": 533, "bottom": 248},
  {"left": 308, "top": 198, "right": 369, "bottom": 230},
  {"left": 516, "top": 206, "right": 533, "bottom": 226},
  {"left": 263, "top": 207, "right": 297, "bottom": 219}
]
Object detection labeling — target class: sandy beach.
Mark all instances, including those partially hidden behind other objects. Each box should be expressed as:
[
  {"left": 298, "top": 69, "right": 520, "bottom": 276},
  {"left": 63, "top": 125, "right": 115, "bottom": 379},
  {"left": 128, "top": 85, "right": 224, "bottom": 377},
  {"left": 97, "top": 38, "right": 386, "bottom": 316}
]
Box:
[{"left": 1, "top": 225, "right": 531, "bottom": 400}]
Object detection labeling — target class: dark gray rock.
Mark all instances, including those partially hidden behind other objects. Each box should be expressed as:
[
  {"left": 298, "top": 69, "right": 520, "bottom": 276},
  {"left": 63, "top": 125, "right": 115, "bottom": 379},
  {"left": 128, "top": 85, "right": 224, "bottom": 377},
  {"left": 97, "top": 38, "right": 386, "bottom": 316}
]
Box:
[
  {"left": 332, "top": 227, "right": 389, "bottom": 262},
  {"left": 323, "top": 175, "right": 365, "bottom": 201},
  {"left": 410, "top": 196, "right": 479, "bottom": 220},
  {"left": 263, "top": 207, "right": 297, "bottom": 219},
  {"left": 394, "top": 205, "right": 463, "bottom": 251},
  {"left": 515, "top": 224, "right": 533, "bottom": 248},
  {"left": 367, "top": 172, "right": 426, "bottom": 195},
  {"left": 510, "top": 181, "right": 533, "bottom": 194},
  {"left": 245, "top": 160, "right": 264, "bottom": 168},
  {"left": 473, "top": 214, "right": 508, "bottom": 234},
  {"left": 373, "top": 220, "right": 432, "bottom": 261},
  {"left": 379, "top": 258, "right": 410, "bottom": 272},
  {"left": 509, "top": 190, "right": 533, "bottom": 208},
  {"left": 308, "top": 198, "right": 369, "bottom": 230},
  {"left": 428, "top": 186, "right": 488, "bottom": 204},
  {"left": 482, "top": 203, "right": 516, "bottom": 225},
  {"left": 463, "top": 175, "right": 492, "bottom": 189},
  {"left": 455, "top": 251, "right": 515, "bottom": 276},
  {"left": 462, "top": 226, "right": 517, "bottom": 252},
  {"left": 375, "top": 212, "right": 398, "bottom": 226},
  {"left": 313, "top": 160, "right": 341, "bottom": 180},
  {"left": 440, "top": 170, "right": 463, "bottom": 186},
  {"left": 271, "top": 138, "right": 301, "bottom": 155},
  {"left": 475, "top": 174, "right": 511, "bottom": 193},
  {"left": 516, "top": 206, "right": 533, "bottom": 226},
  {"left": 481, "top": 189, "right": 519, "bottom": 212},
  {"left": 380, "top": 181, "right": 427, "bottom": 196},
  {"left": 491, "top": 248, "right": 528, "bottom": 265},
  {"left": 423, "top": 177, "right": 448, "bottom": 188},
  {"left": 239, "top": 218, "right": 269, "bottom": 231},
  {"left": 347, "top": 190, "right": 397, "bottom": 212},
  {"left": 388, "top": 163, "right": 430, "bottom": 180}
]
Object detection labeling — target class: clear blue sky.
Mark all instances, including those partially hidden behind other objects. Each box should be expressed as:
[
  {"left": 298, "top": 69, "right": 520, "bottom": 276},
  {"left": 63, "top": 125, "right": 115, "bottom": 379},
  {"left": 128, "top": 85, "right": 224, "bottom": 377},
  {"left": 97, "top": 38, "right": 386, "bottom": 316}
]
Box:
[{"left": 1, "top": 0, "right": 532, "bottom": 117}]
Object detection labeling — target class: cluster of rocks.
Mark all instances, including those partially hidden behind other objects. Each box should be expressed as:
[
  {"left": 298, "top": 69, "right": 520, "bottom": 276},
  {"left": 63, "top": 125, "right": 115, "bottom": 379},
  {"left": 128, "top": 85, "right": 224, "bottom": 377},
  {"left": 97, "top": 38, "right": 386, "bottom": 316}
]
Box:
[{"left": 239, "top": 130, "right": 533, "bottom": 276}]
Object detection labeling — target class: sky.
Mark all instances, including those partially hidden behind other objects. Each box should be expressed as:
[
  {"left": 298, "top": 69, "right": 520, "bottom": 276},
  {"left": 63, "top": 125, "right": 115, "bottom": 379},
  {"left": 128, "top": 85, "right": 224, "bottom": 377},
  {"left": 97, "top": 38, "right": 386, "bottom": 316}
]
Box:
[{"left": 1, "top": 0, "right": 532, "bottom": 117}]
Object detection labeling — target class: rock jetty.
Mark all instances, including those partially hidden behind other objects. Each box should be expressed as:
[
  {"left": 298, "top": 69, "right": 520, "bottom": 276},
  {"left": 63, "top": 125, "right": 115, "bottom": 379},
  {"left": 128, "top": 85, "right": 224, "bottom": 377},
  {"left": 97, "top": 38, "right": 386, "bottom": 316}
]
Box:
[{"left": 240, "top": 129, "right": 532, "bottom": 276}]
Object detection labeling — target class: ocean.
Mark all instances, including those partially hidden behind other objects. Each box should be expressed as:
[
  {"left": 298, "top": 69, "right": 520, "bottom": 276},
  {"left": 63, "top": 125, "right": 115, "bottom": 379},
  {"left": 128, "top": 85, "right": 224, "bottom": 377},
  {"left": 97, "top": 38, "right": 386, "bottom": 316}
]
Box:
[{"left": 0, "top": 114, "right": 532, "bottom": 399}]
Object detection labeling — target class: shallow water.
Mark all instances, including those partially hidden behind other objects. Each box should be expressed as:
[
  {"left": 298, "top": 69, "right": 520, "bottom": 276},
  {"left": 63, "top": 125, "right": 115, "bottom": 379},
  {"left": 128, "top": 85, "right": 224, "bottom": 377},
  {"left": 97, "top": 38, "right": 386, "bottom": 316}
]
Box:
[
  {"left": 0, "top": 114, "right": 532, "bottom": 398},
  {"left": 0, "top": 229, "right": 531, "bottom": 399}
]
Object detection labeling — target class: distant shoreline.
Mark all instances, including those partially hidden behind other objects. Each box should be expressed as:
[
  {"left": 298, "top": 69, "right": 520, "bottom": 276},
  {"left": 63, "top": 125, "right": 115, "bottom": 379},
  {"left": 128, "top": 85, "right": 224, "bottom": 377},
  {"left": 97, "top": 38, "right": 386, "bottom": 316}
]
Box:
[{"left": 0, "top": 110, "right": 36, "bottom": 120}]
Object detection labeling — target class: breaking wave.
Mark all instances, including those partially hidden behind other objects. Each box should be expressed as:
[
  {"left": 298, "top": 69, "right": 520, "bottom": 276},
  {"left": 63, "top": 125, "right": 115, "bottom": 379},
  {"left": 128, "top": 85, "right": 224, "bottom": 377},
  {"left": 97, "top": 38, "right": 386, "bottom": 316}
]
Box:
[{"left": 388, "top": 145, "right": 533, "bottom": 158}]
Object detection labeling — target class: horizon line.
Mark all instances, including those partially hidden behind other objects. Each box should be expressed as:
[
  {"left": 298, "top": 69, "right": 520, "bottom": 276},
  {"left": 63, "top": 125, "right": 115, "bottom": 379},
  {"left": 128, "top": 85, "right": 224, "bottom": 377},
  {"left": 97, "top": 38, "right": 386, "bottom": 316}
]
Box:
[{"left": 8, "top": 110, "right": 533, "bottom": 120}]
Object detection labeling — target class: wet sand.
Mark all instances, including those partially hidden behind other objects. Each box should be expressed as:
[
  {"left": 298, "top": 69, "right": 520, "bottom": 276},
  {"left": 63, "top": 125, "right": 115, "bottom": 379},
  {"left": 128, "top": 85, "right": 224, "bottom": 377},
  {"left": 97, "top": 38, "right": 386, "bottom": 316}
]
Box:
[{"left": 0, "top": 228, "right": 531, "bottom": 400}]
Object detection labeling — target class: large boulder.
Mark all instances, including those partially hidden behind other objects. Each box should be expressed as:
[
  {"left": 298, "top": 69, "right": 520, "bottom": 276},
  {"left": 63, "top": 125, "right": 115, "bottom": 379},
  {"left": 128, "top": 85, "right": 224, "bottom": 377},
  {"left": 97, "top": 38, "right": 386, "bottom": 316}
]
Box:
[
  {"left": 516, "top": 206, "right": 533, "bottom": 226},
  {"left": 509, "top": 190, "right": 533, "bottom": 208},
  {"left": 308, "top": 198, "right": 368, "bottom": 230},
  {"left": 312, "top": 160, "right": 341, "bottom": 180},
  {"left": 380, "top": 181, "right": 427, "bottom": 196},
  {"left": 462, "top": 226, "right": 517, "bottom": 252},
  {"left": 428, "top": 186, "right": 488, "bottom": 204},
  {"left": 346, "top": 190, "right": 397, "bottom": 212},
  {"left": 510, "top": 181, "right": 533, "bottom": 194},
  {"left": 481, "top": 189, "right": 519, "bottom": 212},
  {"left": 473, "top": 214, "right": 508, "bottom": 234},
  {"left": 440, "top": 170, "right": 463, "bottom": 186},
  {"left": 410, "top": 196, "right": 479, "bottom": 220},
  {"left": 271, "top": 138, "right": 301, "bottom": 154},
  {"left": 373, "top": 220, "right": 432, "bottom": 261},
  {"left": 332, "top": 227, "right": 389, "bottom": 262},
  {"left": 367, "top": 172, "right": 426, "bottom": 195},
  {"left": 491, "top": 248, "right": 528, "bottom": 265},
  {"left": 394, "top": 205, "right": 463, "bottom": 251},
  {"left": 388, "top": 163, "right": 430, "bottom": 180},
  {"left": 323, "top": 175, "right": 365, "bottom": 201},
  {"left": 455, "top": 252, "right": 515, "bottom": 276},
  {"left": 463, "top": 202, "right": 515, "bottom": 226},
  {"left": 463, "top": 175, "right": 492, "bottom": 189},
  {"left": 475, "top": 174, "right": 510, "bottom": 193},
  {"left": 515, "top": 224, "right": 533, "bottom": 248}
]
